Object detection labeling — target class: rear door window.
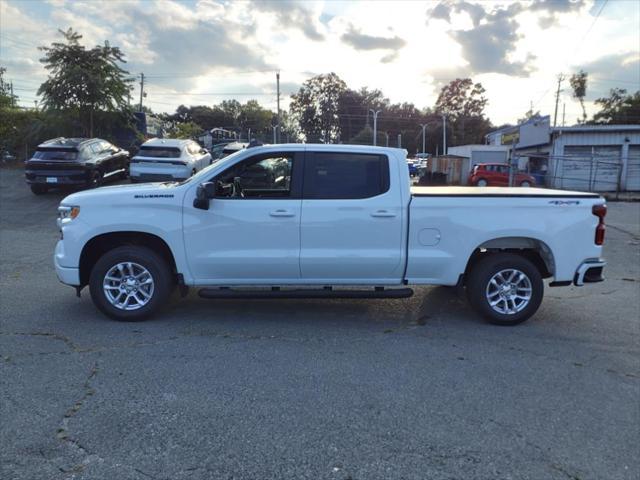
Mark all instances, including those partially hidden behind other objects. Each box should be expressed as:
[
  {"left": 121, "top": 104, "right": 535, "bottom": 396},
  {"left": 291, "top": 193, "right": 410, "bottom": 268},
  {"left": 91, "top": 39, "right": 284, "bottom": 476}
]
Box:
[{"left": 303, "top": 152, "right": 389, "bottom": 199}]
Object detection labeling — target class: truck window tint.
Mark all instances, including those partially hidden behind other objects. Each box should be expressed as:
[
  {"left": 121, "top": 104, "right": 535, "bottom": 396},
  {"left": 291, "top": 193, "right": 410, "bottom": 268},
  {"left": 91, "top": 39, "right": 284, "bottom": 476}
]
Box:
[
  {"left": 215, "top": 155, "right": 293, "bottom": 198},
  {"left": 305, "top": 153, "right": 389, "bottom": 199},
  {"left": 138, "top": 147, "right": 181, "bottom": 158}
]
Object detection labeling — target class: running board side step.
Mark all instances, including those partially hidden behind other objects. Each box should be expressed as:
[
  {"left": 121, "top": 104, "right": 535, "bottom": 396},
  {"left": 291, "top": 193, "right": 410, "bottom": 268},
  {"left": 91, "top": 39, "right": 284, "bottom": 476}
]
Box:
[{"left": 198, "top": 287, "right": 414, "bottom": 299}]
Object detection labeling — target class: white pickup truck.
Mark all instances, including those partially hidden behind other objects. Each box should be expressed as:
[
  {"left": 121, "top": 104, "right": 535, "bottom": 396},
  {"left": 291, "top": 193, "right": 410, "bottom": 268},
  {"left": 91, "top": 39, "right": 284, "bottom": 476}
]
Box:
[{"left": 55, "top": 144, "right": 607, "bottom": 325}]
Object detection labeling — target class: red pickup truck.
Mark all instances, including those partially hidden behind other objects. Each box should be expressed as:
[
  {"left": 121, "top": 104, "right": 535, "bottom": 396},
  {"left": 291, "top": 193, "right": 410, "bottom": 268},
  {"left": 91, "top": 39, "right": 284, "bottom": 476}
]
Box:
[{"left": 469, "top": 163, "right": 536, "bottom": 187}]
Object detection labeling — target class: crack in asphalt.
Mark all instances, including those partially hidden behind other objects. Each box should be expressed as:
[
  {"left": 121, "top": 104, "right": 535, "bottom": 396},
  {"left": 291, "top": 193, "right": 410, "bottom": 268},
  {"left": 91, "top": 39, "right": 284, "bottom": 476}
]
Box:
[
  {"left": 56, "top": 361, "right": 102, "bottom": 476},
  {"left": 608, "top": 224, "right": 640, "bottom": 241},
  {"left": 0, "top": 331, "right": 81, "bottom": 352}
]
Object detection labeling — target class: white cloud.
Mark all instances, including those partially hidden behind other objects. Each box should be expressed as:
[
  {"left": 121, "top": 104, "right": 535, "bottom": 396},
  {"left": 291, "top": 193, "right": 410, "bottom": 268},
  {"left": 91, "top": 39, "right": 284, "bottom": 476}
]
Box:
[{"left": 1, "top": 0, "right": 638, "bottom": 125}]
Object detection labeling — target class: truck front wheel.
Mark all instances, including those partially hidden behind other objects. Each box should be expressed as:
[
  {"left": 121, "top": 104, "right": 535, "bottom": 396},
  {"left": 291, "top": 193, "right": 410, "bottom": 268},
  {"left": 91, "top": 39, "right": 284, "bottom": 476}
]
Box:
[
  {"left": 466, "top": 253, "right": 543, "bottom": 326},
  {"left": 89, "top": 246, "right": 173, "bottom": 321}
]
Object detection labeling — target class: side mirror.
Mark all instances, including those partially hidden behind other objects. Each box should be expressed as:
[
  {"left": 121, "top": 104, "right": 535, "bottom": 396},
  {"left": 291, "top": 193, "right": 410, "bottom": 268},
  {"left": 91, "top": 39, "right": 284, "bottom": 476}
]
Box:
[
  {"left": 193, "top": 182, "right": 216, "bottom": 210},
  {"left": 201, "top": 148, "right": 208, "bottom": 154}
]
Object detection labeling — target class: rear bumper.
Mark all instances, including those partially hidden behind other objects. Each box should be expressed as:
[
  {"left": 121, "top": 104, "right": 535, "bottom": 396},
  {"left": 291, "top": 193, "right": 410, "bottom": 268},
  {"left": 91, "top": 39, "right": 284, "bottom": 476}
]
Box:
[
  {"left": 130, "top": 164, "right": 191, "bottom": 182},
  {"left": 574, "top": 260, "right": 606, "bottom": 286},
  {"left": 25, "top": 168, "right": 91, "bottom": 185}
]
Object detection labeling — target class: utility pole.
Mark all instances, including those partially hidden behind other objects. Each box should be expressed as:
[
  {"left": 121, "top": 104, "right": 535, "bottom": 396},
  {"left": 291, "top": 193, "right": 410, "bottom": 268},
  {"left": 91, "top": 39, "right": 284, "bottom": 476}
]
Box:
[
  {"left": 10, "top": 81, "right": 14, "bottom": 107},
  {"left": 369, "top": 109, "right": 381, "bottom": 146},
  {"left": 442, "top": 115, "right": 447, "bottom": 155},
  {"left": 419, "top": 123, "right": 427, "bottom": 154},
  {"left": 562, "top": 102, "right": 566, "bottom": 127},
  {"left": 397, "top": 133, "right": 402, "bottom": 148},
  {"left": 272, "top": 125, "right": 277, "bottom": 144},
  {"left": 276, "top": 71, "right": 281, "bottom": 143},
  {"left": 553, "top": 74, "right": 564, "bottom": 127},
  {"left": 138, "top": 73, "right": 145, "bottom": 112},
  {"left": 385, "top": 132, "right": 389, "bottom": 147}
]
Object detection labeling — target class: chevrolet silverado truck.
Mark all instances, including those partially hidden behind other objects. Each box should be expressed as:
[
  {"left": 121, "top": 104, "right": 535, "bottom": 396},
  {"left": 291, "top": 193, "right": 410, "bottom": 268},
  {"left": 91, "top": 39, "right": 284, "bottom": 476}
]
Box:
[{"left": 54, "top": 144, "right": 607, "bottom": 325}]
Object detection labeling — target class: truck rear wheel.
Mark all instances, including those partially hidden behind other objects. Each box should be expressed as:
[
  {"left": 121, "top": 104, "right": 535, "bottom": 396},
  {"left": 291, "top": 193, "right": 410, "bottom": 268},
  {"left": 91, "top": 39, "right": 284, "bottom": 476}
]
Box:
[
  {"left": 466, "top": 253, "right": 543, "bottom": 326},
  {"left": 89, "top": 246, "right": 173, "bottom": 321}
]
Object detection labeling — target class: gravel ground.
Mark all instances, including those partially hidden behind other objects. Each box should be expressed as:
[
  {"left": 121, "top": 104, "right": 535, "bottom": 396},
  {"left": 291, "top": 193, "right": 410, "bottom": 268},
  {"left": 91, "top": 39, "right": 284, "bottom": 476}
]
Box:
[{"left": 1, "top": 168, "right": 638, "bottom": 480}]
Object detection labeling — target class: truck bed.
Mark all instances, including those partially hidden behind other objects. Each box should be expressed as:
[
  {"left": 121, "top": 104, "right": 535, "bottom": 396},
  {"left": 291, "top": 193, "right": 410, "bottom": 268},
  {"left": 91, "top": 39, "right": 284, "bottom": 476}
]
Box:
[{"left": 410, "top": 186, "right": 600, "bottom": 198}]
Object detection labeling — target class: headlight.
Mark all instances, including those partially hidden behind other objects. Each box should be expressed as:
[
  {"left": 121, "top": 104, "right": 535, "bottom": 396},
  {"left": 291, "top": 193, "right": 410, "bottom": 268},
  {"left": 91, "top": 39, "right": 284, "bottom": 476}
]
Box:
[{"left": 58, "top": 205, "right": 80, "bottom": 221}]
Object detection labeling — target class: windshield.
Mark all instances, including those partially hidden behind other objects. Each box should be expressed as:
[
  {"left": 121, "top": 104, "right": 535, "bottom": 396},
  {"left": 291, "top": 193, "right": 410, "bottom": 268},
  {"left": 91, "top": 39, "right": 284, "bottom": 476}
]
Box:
[
  {"left": 32, "top": 149, "right": 78, "bottom": 161},
  {"left": 138, "top": 146, "right": 181, "bottom": 158}
]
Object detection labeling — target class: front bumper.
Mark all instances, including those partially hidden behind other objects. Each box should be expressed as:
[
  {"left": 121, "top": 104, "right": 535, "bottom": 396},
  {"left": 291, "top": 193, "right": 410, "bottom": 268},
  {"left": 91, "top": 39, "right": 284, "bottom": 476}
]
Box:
[
  {"left": 574, "top": 260, "right": 606, "bottom": 286},
  {"left": 54, "top": 241, "right": 80, "bottom": 285}
]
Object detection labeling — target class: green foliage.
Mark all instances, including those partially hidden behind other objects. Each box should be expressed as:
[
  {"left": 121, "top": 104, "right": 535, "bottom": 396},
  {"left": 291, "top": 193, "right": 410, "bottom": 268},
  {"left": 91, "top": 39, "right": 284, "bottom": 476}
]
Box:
[
  {"left": 435, "top": 78, "right": 491, "bottom": 147},
  {"left": 435, "top": 78, "right": 487, "bottom": 120},
  {"left": 170, "top": 121, "right": 202, "bottom": 139},
  {"left": 591, "top": 88, "right": 640, "bottom": 125},
  {"left": 0, "top": 67, "right": 18, "bottom": 109},
  {"left": 37, "top": 28, "right": 133, "bottom": 136},
  {"left": 570, "top": 70, "right": 588, "bottom": 123},
  {"left": 169, "top": 100, "right": 275, "bottom": 141},
  {"left": 290, "top": 73, "right": 348, "bottom": 143}
]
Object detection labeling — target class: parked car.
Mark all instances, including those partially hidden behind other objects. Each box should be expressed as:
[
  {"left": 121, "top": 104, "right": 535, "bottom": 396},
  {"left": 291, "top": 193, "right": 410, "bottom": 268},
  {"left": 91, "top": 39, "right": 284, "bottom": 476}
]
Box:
[
  {"left": 130, "top": 138, "right": 212, "bottom": 183},
  {"left": 25, "top": 137, "right": 129, "bottom": 195},
  {"left": 54, "top": 144, "right": 606, "bottom": 326},
  {"left": 407, "top": 159, "right": 419, "bottom": 177},
  {"left": 469, "top": 163, "right": 536, "bottom": 187},
  {"left": 221, "top": 141, "right": 249, "bottom": 158}
]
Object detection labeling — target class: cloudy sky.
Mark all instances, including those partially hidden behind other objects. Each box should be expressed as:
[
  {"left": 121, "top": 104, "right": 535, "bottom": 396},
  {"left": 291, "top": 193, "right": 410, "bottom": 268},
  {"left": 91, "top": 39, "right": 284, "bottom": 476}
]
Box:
[{"left": 1, "top": 0, "right": 638, "bottom": 125}]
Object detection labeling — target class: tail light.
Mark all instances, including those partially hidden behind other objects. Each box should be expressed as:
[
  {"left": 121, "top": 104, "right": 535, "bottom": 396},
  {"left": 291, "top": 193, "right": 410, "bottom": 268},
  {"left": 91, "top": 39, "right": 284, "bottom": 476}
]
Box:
[{"left": 592, "top": 204, "right": 606, "bottom": 245}]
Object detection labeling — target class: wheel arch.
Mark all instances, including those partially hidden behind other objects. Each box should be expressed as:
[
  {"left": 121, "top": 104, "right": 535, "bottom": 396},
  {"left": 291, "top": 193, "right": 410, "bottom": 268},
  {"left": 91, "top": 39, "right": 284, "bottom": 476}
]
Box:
[
  {"left": 464, "top": 236, "right": 555, "bottom": 280},
  {"left": 79, "top": 231, "right": 178, "bottom": 287}
]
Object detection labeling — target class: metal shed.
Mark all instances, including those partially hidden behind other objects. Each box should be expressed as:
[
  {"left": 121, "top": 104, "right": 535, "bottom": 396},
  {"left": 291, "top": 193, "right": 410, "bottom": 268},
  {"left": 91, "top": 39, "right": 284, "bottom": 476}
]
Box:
[{"left": 549, "top": 125, "right": 640, "bottom": 192}]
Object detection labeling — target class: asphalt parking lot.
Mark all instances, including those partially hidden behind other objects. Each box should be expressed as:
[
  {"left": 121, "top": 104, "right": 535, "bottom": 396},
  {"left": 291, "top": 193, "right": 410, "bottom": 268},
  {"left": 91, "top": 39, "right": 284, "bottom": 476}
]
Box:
[{"left": 1, "top": 168, "right": 638, "bottom": 480}]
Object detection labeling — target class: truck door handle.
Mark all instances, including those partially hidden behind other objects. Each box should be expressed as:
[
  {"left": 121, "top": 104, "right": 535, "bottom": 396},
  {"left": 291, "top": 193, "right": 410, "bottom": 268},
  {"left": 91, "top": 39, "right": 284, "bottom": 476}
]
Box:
[
  {"left": 269, "top": 209, "right": 295, "bottom": 217},
  {"left": 371, "top": 210, "right": 396, "bottom": 218}
]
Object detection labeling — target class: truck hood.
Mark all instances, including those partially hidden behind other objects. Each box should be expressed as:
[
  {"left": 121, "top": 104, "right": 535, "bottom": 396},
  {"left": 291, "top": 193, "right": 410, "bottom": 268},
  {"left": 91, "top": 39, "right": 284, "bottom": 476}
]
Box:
[{"left": 60, "top": 182, "right": 184, "bottom": 206}]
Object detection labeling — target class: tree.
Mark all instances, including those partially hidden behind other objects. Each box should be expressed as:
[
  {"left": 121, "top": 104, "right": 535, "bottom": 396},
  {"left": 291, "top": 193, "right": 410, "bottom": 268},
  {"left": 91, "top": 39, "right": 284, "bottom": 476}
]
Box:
[
  {"left": 591, "top": 88, "right": 640, "bottom": 125},
  {"left": 434, "top": 78, "right": 490, "bottom": 146},
  {"left": 0, "top": 67, "right": 18, "bottom": 109},
  {"left": 570, "top": 70, "right": 588, "bottom": 123},
  {"left": 290, "top": 73, "right": 347, "bottom": 142},
  {"left": 516, "top": 105, "right": 541, "bottom": 125},
  {"left": 435, "top": 78, "right": 487, "bottom": 120},
  {"left": 171, "top": 121, "right": 201, "bottom": 139},
  {"left": 37, "top": 28, "right": 133, "bottom": 136}
]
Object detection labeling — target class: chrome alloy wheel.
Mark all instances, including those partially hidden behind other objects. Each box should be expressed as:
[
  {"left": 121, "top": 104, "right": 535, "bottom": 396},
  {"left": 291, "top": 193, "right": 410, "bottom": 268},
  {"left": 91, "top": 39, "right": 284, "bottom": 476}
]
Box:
[
  {"left": 102, "top": 262, "right": 155, "bottom": 311},
  {"left": 485, "top": 269, "right": 532, "bottom": 315}
]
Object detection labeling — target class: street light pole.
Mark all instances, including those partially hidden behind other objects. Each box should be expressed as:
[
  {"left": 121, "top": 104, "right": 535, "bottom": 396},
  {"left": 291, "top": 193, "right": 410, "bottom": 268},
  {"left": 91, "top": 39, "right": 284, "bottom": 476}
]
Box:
[
  {"left": 369, "top": 109, "right": 381, "bottom": 146},
  {"left": 419, "top": 123, "right": 427, "bottom": 154},
  {"left": 272, "top": 126, "right": 277, "bottom": 144},
  {"left": 441, "top": 115, "right": 447, "bottom": 155}
]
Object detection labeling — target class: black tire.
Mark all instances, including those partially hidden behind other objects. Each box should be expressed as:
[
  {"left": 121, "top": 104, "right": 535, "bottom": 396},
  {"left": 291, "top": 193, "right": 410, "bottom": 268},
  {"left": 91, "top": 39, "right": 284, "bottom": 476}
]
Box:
[
  {"left": 466, "top": 253, "right": 543, "bottom": 326},
  {"left": 89, "top": 246, "right": 173, "bottom": 321},
  {"left": 30, "top": 184, "right": 48, "bottom": 195},
  {"left": 520, "top": 180, "right": 531, "bottom": 187},
  {"left": 88, "top": 170, "right": 103, "bottom": 189},
  {"left": 476, "top": 178, "right": 488, "bottom": 187}
]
